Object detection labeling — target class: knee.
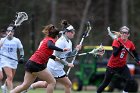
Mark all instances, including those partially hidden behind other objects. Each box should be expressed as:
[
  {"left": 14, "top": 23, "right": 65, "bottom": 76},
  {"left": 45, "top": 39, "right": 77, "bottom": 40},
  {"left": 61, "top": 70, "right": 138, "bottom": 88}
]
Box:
[
  {"left": 65, "top": 82, "right": 72, "bottom": 88},
  {"left": 42, "top": 81, "right": 48, "bottom": 87},
  {"left": 6, "top": 75, "right": 13, "bottom": 81},
  {"left": 48, "top": 79, "right": 56, "bottom": 86}
]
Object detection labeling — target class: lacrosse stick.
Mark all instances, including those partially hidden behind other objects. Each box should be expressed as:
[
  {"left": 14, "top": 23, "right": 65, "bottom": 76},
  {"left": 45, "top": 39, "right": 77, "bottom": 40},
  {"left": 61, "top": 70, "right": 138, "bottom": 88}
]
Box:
[
  {"left": 0, "top": 53, "right": 18, "bottom": 61},
  {"left": 61, "top": 44, "right": 105, "bottom": 59},
  {"left": 107, "top": 27, "right": 139, "bottom": 63},
  {"left": 66, "top": 21, "right": 92, "bottom": 75},
  {"left": 0, "top": 12, "right": 28, "bottom": 47}
]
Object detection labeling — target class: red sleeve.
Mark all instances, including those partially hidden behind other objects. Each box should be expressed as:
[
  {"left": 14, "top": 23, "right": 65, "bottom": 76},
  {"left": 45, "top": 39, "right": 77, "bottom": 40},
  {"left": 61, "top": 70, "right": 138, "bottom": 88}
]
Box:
[{"left": 112, "top": 39, "right": 120, "bottom": 48}]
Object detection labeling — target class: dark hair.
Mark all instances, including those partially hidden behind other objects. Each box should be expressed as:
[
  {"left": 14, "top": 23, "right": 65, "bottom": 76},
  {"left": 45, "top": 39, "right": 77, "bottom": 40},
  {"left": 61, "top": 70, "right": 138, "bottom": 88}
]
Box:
[
  {"left": 61, "top": 20, "right": 70, "bottom": 30},
  {"left": 0, "top": 26, "right": 7, "bottom": 32},
  {"left": 1, "top": 28, "right": 6, "bottom": 32},
  {"left": 61, "top": 20, "right": 75, "bottom": 32},
  {"left": 42, "top": 24, "right": 59, "bottom": 38}
]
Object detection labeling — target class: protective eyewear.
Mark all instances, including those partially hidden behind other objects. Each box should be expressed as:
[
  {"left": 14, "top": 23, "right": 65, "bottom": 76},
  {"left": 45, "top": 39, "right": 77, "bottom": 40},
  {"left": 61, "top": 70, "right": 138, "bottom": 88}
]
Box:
[{"left": 120, "top": 32, "right": 129, "bottom": 35}]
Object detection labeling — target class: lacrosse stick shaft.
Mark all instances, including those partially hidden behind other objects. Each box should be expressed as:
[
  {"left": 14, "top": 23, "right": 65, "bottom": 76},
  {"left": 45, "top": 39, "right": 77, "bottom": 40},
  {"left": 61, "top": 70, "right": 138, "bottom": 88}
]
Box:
[
  {"left": 117, "top": 40, "right": 139, "bottom": 62},
  {"left": 0, "top": 53, "right": 18, "bottom": 61},
  {"left": 0, "top": 31, "right": 12, "bottom": 47},
  {"left": 61, "top": 52, "right": 91, "bottom": 59},
  {"left": 66, "top": 37, "right": 84, "bottom": 75},
  {"left": 66, "top": 22, "right": 91, "bottom": 75}
]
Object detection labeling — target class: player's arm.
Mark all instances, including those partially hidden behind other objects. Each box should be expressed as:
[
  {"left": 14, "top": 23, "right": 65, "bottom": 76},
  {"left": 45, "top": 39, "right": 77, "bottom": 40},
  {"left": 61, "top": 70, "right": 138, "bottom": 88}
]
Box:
[
  {"left": 18, "top": 48, "right": 25, "bottom": 64},
  {"left": 132, "top": 50, "right": 140, "bottom": 61},
  {"left": 47, "top": 40, "right": 63, "bottom": 52},
  {"left": 112, "top": 39, "right": 124, "bottom": 57},
  {"left": 49, "top": 55, "right": 68, "bottom": 66},
  {"left": 65, "top": 46, "right": 82, "bottom": 57},
  {"left": 112, "top": 45, "right": 123, "bottom": 56}
]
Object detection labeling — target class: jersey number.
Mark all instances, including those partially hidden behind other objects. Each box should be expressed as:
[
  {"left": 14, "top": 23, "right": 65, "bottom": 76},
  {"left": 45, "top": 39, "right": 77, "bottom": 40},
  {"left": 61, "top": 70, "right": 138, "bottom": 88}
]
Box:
[
  {"left": 8, "top": 48, "right": 13, "bottom": 52},
  {"left": 120, "top": 51, "right": 125, "bottom": 58}
]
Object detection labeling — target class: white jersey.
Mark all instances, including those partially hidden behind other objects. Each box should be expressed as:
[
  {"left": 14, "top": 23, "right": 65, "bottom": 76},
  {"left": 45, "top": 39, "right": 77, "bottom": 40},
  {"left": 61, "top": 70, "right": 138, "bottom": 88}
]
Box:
[
  {"left": 0, "top": 47, "right": 2, "bottom": 71},
  {"left": 47, "top": 35, "right": 72, "bottom": 71},
  {"left": 0, "top": 37, "right": 23, "bottom": 69}
]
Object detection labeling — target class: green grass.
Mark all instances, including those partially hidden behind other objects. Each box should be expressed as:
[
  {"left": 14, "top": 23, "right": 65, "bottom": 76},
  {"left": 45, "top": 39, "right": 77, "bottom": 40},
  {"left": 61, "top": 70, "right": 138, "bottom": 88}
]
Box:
[
  {"left": 0, "top": 88, "right": 121, "bottom": 93},
  {"left": 27, "top": 89, "right": 95, "bottom": 93},
  {"left": 27, "top": 89, "right": 121, "bottom": 93},
  {"left": 27, "top": 89, "right": 96, "bottom": 93},
  {"left": 0, "top": 88, "right": 95, "bottom": 93}
]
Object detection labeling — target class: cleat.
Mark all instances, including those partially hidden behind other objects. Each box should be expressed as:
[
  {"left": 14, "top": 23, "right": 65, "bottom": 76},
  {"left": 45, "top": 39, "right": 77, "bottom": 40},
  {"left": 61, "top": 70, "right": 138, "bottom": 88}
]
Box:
[{"left": 1, "top": 84, "right": 8, "bottom": 93}]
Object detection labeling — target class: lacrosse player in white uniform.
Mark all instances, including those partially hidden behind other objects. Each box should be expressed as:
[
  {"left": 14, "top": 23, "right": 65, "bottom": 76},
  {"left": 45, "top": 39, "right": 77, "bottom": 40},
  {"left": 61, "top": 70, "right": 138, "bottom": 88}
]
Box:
[
  {"left": 47, "top": 23, "right": 82, "bottom": 93},
  {"left": 0, "top": 26, "right": 24, "bottom": 93},
  {"left": 0, "top": 28, "right": 7, "bottom": 86},
  {"left": 0, "top": 45, "right": 3, "bottom": 86}
]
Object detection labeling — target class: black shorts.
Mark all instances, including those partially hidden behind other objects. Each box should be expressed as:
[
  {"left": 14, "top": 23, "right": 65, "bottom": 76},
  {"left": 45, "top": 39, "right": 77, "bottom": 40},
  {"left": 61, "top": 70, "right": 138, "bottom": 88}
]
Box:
[
  {"left": 55, "top": 74, "right": 67, "bottom": 79},
  {"left": 25, "top": 60, "right": 46, "bottom": 73}
]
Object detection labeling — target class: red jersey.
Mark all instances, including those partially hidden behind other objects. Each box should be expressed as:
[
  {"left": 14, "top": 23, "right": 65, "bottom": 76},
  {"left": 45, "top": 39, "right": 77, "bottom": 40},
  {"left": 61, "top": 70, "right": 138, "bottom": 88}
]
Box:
[
  {"left": 107, "top": 38, "right": 135, "bottom": 68},
  {"left": 29, "top": 37, "right": 56, "bottom": 64}
]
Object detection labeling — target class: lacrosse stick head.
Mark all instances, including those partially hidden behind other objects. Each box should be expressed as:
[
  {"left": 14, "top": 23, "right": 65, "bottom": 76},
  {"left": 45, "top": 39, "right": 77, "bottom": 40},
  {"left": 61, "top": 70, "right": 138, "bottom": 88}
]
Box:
[
  {"left": 107, "top": 27, "right": 117, "bottom": 40},
  {"left": 89, "top": 44, "right": 105, "bottom": 56},
  {"left": 83, "top": 21, "right": 92, "bottom": 38},
  {"left": 14, "top": 12, "right": 28, "bottom": 27},
  {"left": 86, "top": 21, "right": 92, "bottom": 36}
]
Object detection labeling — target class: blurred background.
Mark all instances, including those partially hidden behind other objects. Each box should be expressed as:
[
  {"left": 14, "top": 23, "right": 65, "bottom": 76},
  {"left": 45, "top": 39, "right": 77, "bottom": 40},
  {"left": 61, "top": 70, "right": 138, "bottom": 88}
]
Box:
[{"left": 1, "top": 0, "right": 140, "bottom": 92}]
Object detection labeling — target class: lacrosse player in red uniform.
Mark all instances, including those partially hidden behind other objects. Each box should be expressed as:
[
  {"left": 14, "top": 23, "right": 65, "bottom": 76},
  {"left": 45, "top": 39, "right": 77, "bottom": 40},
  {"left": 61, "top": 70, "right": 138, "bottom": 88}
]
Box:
[
  {"left": 20, "top": 20, "right": 82, "bottom": 93},
  {"left": 97, "top": 26, "right": 140, "bottom": 93},
  {"left": 10, "top": 24, "right": 69, "bottom": 93}
]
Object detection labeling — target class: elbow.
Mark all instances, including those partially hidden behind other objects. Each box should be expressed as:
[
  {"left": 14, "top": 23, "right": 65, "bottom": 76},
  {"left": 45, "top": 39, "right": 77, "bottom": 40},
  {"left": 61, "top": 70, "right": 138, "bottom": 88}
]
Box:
[{"left": 48, "top": 45, "right": 52, "bottom": 49}]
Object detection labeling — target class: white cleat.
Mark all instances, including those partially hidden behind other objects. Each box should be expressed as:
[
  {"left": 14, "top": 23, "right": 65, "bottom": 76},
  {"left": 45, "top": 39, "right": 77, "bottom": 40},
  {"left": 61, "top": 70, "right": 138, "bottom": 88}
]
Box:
[
  {"left": 122, "top": 90, "right": 128, "bottom": 93},
  {"left": 1, "top": 84, "right": 8, "bottom": 93}
]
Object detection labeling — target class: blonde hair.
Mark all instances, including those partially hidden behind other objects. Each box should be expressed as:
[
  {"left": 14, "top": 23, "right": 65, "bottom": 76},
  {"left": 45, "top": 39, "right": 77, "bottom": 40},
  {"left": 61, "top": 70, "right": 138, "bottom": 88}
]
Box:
[{"left": 120, "top": 26, "right": 129, "bottom": 32}]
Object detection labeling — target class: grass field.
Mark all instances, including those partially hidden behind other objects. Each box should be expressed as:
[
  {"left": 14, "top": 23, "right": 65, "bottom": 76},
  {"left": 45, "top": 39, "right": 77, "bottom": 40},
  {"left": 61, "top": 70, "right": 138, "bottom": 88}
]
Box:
[
  {"left": 0, "top": 88, "right": 122, "bottom": 93},
  {"left": 26, "top": 89, "right": 95, "bottom": 93},
  {"left": 0, "top": 88, "right": 96, "bottom": 93}
]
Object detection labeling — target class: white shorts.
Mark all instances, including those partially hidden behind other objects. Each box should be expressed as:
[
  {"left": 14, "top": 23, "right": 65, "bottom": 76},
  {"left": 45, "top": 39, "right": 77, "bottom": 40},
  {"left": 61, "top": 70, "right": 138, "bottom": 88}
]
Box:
[
  {"left": 0, "top": 67, "right": 2, "bottom": 71},
  {"left": 47, "top": 66, "right": 66, "bottom": 78},
  {"left": 1, "top": 57, "right": 18, "bottom": 69}
]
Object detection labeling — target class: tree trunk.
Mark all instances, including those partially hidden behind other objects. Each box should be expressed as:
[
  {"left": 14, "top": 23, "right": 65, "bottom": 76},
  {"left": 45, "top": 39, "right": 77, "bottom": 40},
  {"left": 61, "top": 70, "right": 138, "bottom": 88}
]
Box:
[
  {"left": 75, "top": 0, "right": 91, "bottom": 45},
  {"left": 122, "top": 0, "right": 128, "bottom": 26}
]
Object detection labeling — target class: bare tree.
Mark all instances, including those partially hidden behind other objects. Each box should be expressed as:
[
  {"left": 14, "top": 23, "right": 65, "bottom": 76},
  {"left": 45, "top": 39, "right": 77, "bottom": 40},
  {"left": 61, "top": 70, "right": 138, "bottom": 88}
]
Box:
[
  {"left": 75, "top": 0, "right": 91, "bottom": 45},
  {"left": 51, "top": 0, "right": 56, "bottom": 25},
  {"left": 122, "top": 0, "right": 128, "bottom": 26}
]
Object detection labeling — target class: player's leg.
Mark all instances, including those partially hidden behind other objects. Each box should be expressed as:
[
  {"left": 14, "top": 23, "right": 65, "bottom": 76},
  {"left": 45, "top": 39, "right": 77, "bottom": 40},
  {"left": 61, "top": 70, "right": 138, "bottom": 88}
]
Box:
[
  {"left": 10, "top": 71, "right": 36, "bottom": 93},
  {"left": 37, "top": 68, "right": 56, "bottom": 93},
  {"left": 0, "top": 68, "right": 3, "bottom": 86},
  {"left": 57, "top": 76, "right": 72, "bottom": 93},
  {"left": 121, "top": 65, "right": 133, "bottom": 93},
  {"left": 97, "top": 67, "right": 114, "bottom": 93},
  {"left": 3, "top": 67, "right": 15, "bottom": 90},
  {"left": 31, "top": 81, "right": 48, "bottom": 89}
]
